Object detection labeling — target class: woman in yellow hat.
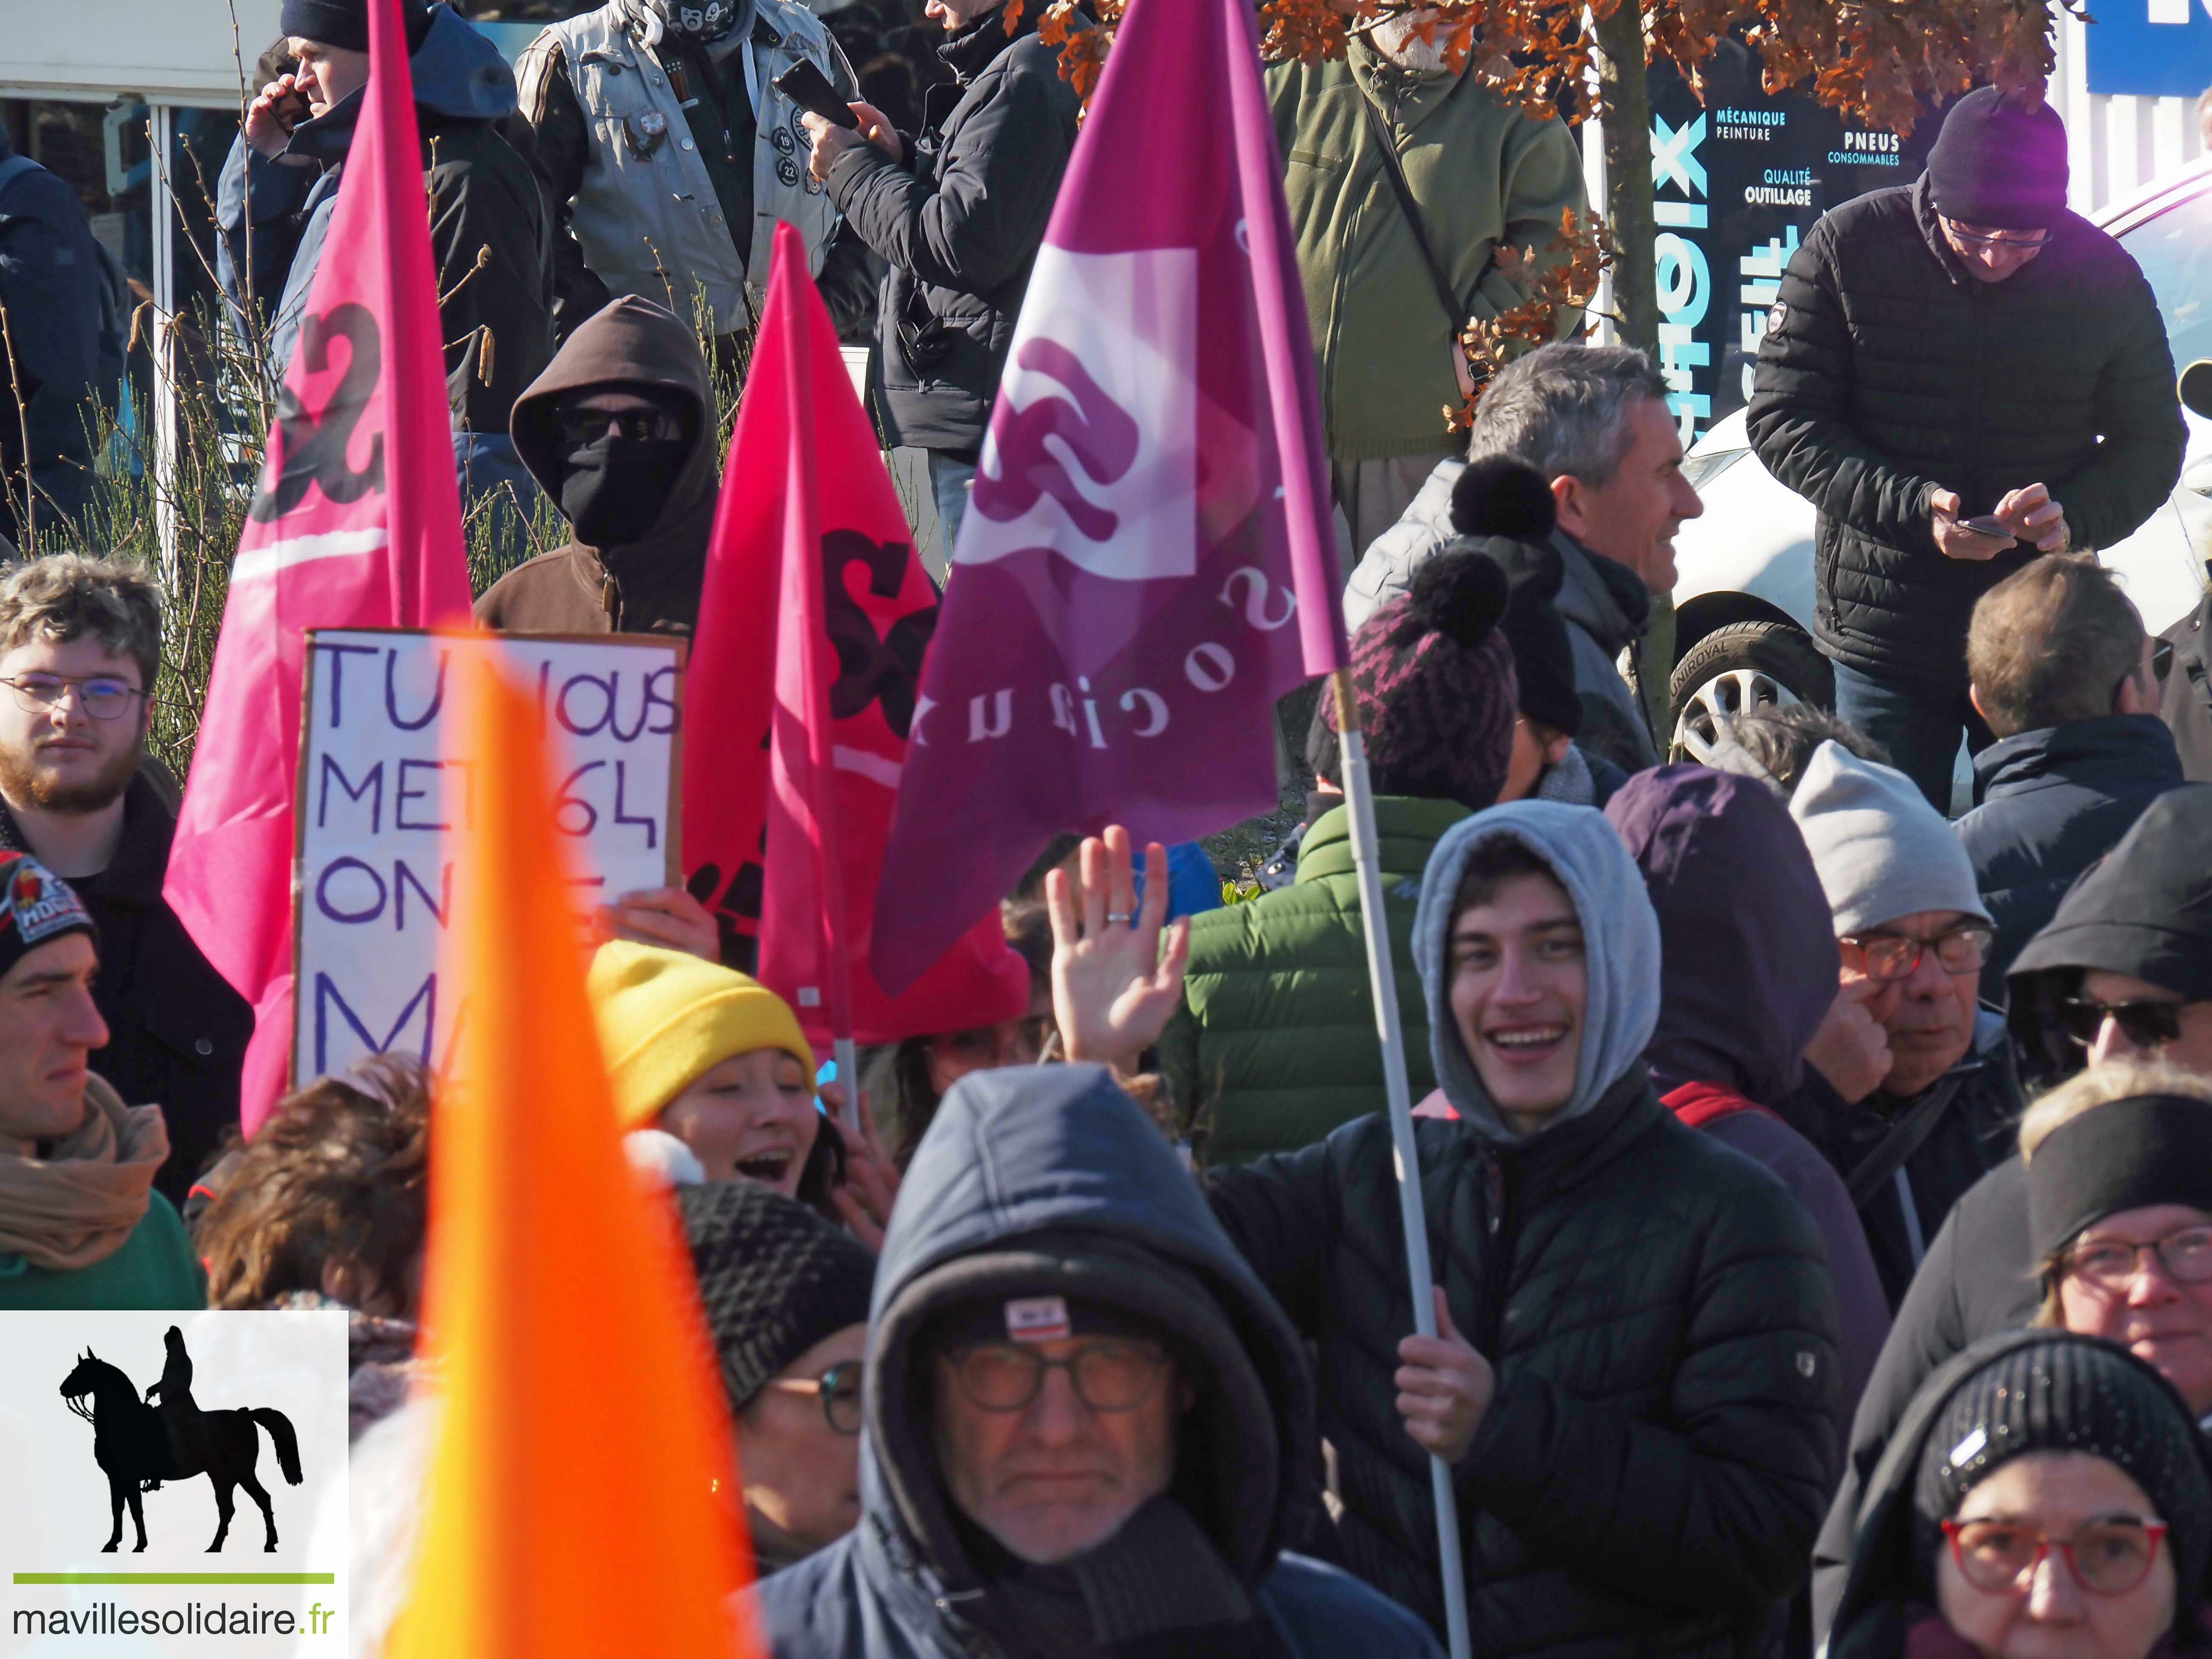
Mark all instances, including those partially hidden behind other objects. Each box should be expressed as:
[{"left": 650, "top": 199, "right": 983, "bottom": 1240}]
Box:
[{"left": 588, "top": 940, "right": 850, "bottom": 1216}]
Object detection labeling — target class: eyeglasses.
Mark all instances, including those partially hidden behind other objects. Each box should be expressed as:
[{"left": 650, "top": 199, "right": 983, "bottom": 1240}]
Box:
[
  {"left": 941, "top": 1339, "right": 1170, "bottom": 1414},
  {"left": 2154, "top": 639, "right": 2176, "bottom": 681},
  {"left": 1839, "top": 924, "right": 1995, "bottom": 982},
  {"left": 1941, "top": 1516, "right": 2167, "bottom": 1596},
  {"left": 2057, "top": 996, "right": 2191, "bottom": 1051},
  {"left": 0, "top": 673, "right": 148, "bottom": 721},
  {"left": 762, "top": 1359, "right": 863, "bottom": 1435},
  {"left": 2064, "top": 1225, "right": 2212, "bottom": 1292},
  {"left": 1944, "top": 224, "right": 2052, "bottom": 251},
  {"left": 553, "top": 405, "right": 684, "bottom": 448}
]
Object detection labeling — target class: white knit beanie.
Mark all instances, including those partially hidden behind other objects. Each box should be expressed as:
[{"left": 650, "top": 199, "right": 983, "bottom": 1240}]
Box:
[{"left": 1788, "top": 742, "right": 1991, "bottom": 935}]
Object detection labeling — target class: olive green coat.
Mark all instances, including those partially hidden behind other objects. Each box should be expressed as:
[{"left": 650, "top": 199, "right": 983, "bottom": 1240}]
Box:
[
  {"left": 1161, "top": 796, "right": 1469, "bottom": 1166},
  {"left": 1272, "top": 45, "right": 1587, "bottom": 463}
]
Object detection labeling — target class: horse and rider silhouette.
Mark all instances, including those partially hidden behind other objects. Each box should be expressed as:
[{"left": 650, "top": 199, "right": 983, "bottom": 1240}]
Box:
[{"left": 59, "top": 1327, "right": 303, "bottom": 1553}]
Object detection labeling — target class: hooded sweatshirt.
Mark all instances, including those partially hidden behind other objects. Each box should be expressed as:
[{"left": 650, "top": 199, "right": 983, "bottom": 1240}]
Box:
[
  {"left": 2007, "top": 783, "right": 2212, "bottom": 1087},
  {"left": 1605, "top": 765, "right": 1892, "bottom": 1425},
  {"left": 1208, "top": 802, "right": 1840, "bottom": 1655},
  {"left": 474, "top": 296, "right": 719, "bottom": 635},
  {"left": 750, "top": 1064, "right": 1440, "bottom": 1659}
]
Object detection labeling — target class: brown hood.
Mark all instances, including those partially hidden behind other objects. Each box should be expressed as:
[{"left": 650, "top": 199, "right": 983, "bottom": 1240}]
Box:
[{"left": 505, "top": 297, "right": 721, "bottom": 629}]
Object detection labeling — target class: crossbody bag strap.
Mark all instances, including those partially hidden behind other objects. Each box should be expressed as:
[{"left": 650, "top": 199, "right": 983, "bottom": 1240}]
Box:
[
  {"left": 1843, "top": 1072, "right": 1964, "bottom": 1212},
  {"left": 1354, "top": 87, "right": 1474, "bottom": 334}
]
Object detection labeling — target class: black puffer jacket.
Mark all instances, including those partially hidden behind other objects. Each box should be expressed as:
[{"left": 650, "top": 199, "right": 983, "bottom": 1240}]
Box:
[
  {"left": 1748, "top": 176, "right": 2181, "bottom": 692},
  {"left": 1207, "top": 804, "right": 1841, "bottom": 1654},
  {"left": 823, "top": 4, "right": 1080, "bottom": 453}
]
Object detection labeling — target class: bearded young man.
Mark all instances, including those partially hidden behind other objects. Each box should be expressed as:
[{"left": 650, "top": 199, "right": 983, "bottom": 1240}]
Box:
[{"left": 0, "top": 557, "right": 249, "bottom": 1206}]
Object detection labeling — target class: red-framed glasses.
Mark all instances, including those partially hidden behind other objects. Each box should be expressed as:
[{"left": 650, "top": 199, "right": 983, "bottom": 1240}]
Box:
[{"left": 1941, "top": 1516, "right": 2168, "bottom": 1596}]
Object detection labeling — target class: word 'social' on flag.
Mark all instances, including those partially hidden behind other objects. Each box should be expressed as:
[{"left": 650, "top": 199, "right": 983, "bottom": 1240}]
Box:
[
  {"left": 389, "top": 652, "right": 756, "bottom": 1658},
  {"left": 684, "top": 224, "right": 1027, "bottom": 1042},
  {"left": 162, "top": 0, "right": 472, "bottom": 1130},
  {"left": 870, "top": 0, "right": 1343, "bottom": 992}
]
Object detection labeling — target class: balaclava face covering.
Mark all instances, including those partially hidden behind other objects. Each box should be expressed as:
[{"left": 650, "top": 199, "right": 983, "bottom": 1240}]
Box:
[
  {"left": 620, "top": 0, "right": 742, "bottom": 44},
  {"left": 555, "top": 389, "right": 696, "bottom": 550}
]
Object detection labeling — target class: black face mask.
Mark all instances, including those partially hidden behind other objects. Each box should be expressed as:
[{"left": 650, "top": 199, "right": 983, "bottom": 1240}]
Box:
[{"left": 558, "top": 432, "right": 690, "bottom": 548}]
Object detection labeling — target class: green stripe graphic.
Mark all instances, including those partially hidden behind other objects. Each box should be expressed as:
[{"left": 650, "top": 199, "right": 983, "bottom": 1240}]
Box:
[{"left": 12, "top": 1573, "right": 335, "bottom": 1585}]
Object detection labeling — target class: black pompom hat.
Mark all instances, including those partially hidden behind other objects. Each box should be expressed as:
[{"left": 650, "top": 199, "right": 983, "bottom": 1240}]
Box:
[{"left": 1326, "top": 550, "right": 1519, "bottom": 811}]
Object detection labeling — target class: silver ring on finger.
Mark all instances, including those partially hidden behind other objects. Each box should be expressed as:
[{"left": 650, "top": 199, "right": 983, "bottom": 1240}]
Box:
[{"left": 1105, "top": 911, "right": 1135, "bottom": 925}]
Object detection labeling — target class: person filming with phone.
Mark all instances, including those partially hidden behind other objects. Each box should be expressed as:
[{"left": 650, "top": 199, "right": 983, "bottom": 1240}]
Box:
[
  {"left": 1749, "top": 85, "right": 2183, "bottom": 812},
  {"left": 218, "top": 0, "right": 555, "bottom": 567},
  {"left": 798, "top": 0, "right": 1083, "bottom": 553}
]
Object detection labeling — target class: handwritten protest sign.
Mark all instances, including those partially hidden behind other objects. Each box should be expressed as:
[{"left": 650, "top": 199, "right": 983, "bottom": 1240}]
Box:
[{"left": 291, "top": 629, "right": 684, "bottom": 1085}]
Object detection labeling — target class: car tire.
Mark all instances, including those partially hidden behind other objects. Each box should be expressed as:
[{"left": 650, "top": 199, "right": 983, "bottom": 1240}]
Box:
[{"left": 1668, "top": 620, "right": 1834, "bottom": 763}]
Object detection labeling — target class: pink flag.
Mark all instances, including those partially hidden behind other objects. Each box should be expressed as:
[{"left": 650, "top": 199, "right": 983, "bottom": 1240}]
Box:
[
  {"left": 684, "top": 224, "right": 1027, "bottom": 1045},
  {"left": 164, "top": 0, "right": 474, "bottom": 1132},
  {"left": 870, "top": 0, "right": 1344, "bottom": 992}
]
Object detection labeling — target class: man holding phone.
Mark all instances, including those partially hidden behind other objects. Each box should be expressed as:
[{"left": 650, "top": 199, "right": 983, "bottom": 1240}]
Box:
[
  {"left": 218, "top": 0, "right": 555, "bottom": 568},
  {"left": 1749, "top": 86, "right": 2182, "bottom": 812},
  {"left": 798, "top": 0, "right": 1083, "bottom": 551}
]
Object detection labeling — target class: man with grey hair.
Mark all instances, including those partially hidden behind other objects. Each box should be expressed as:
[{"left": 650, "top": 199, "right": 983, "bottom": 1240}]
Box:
[
  {"left": 0, "top": 555, "right": 247, "bottom": 1206},
  {"left": 1346, "top": 343, "right": 1704, "bottom": 772}
]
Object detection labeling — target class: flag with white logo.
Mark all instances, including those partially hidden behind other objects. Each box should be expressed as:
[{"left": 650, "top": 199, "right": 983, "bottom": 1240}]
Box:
[{"left": 870, "top": 0, "right": 1343, "bottom": 990}]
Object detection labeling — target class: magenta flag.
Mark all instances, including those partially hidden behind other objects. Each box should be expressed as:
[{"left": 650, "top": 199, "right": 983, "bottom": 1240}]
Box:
[
  {"left": 164, "top": 0, "right": 474, "bottom": 1132},
  {"left": 687, "top": 224, "right": 1029, "bottom": 1043},
  {"left": 870, "top": 0, "right": 1344, "bottom": 992}
]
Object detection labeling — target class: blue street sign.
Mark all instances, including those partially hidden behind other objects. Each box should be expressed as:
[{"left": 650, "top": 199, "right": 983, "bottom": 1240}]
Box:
[{"left": 2085, "top": 0, "right": 2212, "bottom": 99}]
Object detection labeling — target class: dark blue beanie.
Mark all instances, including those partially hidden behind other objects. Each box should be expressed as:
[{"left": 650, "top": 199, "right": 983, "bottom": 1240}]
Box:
[{"left": 1926, "top": 87, "right": 2069, "bottom": 230}]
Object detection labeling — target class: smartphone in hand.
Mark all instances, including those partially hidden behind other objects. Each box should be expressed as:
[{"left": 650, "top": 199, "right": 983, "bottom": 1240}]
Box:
[
  {"left": 1957, "top": 514, "right": 2015, "bottom": 542},
  {"left": 773, "top": 60, "right": 859, "bottom": 130}
]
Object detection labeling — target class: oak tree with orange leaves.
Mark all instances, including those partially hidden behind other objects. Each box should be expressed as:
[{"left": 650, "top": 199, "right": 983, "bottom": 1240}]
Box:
[{"left": 1033, "top": 0, "right": 2078, "bottom": 369}]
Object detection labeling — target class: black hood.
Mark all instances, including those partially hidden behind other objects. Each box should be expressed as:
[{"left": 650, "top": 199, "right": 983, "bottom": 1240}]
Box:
[
  {"left": 1828, "top": 1329, "right": 2212, "bottom": 1659},
  {"left": 859, "top": 1065, "right": 1316, "bottom": 1604},
  {"left": 2008, "top": 785, "right": 2212, "bottom": 1085}
]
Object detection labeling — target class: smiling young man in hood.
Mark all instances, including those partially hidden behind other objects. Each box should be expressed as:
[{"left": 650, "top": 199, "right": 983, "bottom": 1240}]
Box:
[{"left": 1204, "top": 801, "right": 1841, "bottom": 1654}]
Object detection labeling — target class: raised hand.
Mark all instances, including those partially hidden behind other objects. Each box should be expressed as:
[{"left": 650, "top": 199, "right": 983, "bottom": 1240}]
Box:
[
  {"left": 824, "top": 1081, "right": 901, "bottom": 1252},
  {"left": 1045, "top": 825, "right": 1191, "bottom": 1072}
]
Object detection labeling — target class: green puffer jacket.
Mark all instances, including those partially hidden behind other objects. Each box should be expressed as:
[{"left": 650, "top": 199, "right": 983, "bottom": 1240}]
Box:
[
  {"left": 1160, "top": 795, "right": 1468, "bottom": 1166},
  {"left": 1272, "top": 46, "right": 1586, "bottom": 463}
]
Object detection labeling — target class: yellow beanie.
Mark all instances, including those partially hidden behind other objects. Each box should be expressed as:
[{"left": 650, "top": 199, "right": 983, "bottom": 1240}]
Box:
[{"left": 586, "top": 941, "right": 817, "bottom": 1132}]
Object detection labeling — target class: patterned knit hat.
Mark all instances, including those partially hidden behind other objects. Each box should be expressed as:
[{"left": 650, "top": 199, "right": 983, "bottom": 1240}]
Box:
[
  {"left": 1324, "top": 549, "right": 1517, "bottom": 810},
  {"left": 0, "top": 852, "right": 95, "bottom": 981},
  {"left": 1912, "top": 1333, "right": 2212, "bottom": 1595},
  {"left": 677, "top": 1178, "right": 876, "bottom": 1410}
]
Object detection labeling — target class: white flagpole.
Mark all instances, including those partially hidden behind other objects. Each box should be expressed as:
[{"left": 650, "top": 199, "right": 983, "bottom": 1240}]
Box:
[{"left": 1332, "top": 667, "right": 1473, "bottom": 1659}]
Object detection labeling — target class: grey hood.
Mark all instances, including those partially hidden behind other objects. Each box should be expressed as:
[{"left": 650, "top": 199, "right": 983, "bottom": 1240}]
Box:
[
  {"left": 859, "top": 1065, "right": 1318, "bottom": 1599},
  {"left": 1412, "top": 801, "right": 1662, "bottom": 1142}
]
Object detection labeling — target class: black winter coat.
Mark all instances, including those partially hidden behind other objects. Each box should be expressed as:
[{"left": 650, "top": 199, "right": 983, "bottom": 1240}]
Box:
[
  {"left": 824, "top": 4, "right": 1080, "bottom": 453},
  {"left": 1206, "top": 1076, "right": 1842, "bottom": 1656},
  {"left": 1808, "top": 1157, "right": 2036, "bottom": 1643},
  {"left": 0, "top": 775, "right": 252, "bottom": 1208},
  {"left": 1747, "top": 177, "right": 2182, "bottom": 692},
  {"left": 1779, "top": 1012, "right": 2020, "bottom": 1310},
  {"left": 1956, "top": 713, "right": 2185, "bottom": 1000}
]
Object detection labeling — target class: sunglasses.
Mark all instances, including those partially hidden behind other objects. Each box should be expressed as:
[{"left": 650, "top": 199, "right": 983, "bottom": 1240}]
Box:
[
  {"left": 553, "top": 405, "right": 684, "bottom": 448},
  {"left": 2057, "top": 996, "right": 2190, "bottom": 1050}
]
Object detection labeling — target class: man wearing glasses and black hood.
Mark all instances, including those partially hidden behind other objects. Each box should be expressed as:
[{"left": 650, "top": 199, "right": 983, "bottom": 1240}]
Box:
[{"left": 751, "top": 1064, "right": 1441, "bottom": 1657}]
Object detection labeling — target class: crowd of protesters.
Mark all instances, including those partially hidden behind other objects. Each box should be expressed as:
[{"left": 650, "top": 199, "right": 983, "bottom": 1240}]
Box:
[{"left": 12, "top": 5, "right": 2212, "bottom": 1657}]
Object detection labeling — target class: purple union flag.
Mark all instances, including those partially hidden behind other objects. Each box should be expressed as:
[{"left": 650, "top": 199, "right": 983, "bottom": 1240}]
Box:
[{"left": 872, "top": 0, "right": 1344, "bottom": 992}]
